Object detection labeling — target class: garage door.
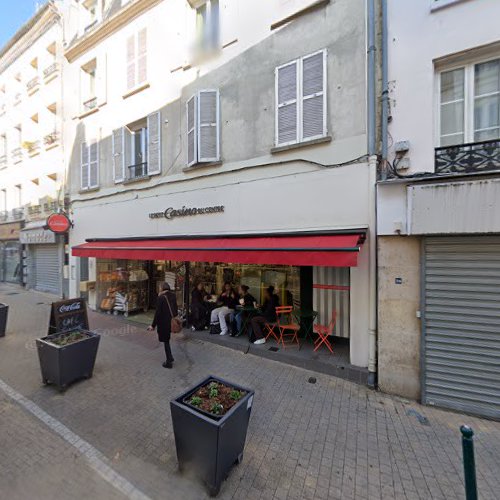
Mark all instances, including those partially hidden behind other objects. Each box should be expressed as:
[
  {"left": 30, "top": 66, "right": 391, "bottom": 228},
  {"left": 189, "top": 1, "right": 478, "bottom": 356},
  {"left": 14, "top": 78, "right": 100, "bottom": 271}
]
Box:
[
  {"left": 423, "top": 236, "right": 500, "bottom": 419},
  {"left": 32, "top": 244, "right": 62, "bottom": 295}
]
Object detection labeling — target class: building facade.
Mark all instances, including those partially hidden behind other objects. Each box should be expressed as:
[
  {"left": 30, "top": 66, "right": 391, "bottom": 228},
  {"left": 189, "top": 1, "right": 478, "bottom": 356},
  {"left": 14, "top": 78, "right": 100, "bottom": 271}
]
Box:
[
  {"left": 377, "top": 0, "right": 500, "bottom": 419},
  {"left": 0, "top": 1, "right": 67, "bottom": 295},
  {"left": 64, "top": 0, "right": 379, "bottom": 375}
]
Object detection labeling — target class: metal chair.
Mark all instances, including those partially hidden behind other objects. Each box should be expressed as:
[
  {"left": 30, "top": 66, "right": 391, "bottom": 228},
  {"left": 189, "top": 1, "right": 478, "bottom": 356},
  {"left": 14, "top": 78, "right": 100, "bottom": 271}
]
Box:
[
  {"left": 313, "top": 310, "right": 337, "bottom": 354},
  {"left": 275, "top": 306, "right": 300, "bottom": 348}
]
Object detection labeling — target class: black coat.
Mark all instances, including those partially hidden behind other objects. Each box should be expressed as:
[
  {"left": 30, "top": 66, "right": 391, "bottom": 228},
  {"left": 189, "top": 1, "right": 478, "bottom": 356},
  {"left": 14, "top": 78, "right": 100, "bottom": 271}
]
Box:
[{"left": 152, "top": 292, "right": 178, "bottom": 342}]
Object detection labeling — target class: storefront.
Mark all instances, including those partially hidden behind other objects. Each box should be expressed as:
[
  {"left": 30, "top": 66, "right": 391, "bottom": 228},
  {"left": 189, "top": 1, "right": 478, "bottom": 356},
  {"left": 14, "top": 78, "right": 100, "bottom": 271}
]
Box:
[
  {"left": 0, "top": 222, "right": 22, "bottom": 284},
  {"left": 20, "top": 224, "right": 65, "bottom": 296}
]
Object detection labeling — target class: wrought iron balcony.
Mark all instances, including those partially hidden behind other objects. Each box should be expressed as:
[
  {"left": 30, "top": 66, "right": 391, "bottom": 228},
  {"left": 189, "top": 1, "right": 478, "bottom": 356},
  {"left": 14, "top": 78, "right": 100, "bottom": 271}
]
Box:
[
  {"left": 27, "top": 76, "right": 40, "bottom": 92},
  {"left": 11, "top": 207, "right": 24, "bottom": 220},
  {"left": 43, "top": 63, "right": 58, "bottom": 79},
  {"left": 435, "top": 139, "right": 500, "bottom": 175},
  {"left": 82, "top": 96, "right": 97, "bottom": 113},
  {"left": 127, "top": 162, "right": 148, "bottom": 180},
  {"left": 12, "top": 147, "right": 23, "bottom": 162},
  {"left": 0, "top": 155, "right": 6, "bottom": 168}
]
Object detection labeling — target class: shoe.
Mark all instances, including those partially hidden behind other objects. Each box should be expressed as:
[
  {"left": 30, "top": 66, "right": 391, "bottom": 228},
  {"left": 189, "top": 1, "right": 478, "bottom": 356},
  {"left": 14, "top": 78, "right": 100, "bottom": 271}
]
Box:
[
  {"left": 254, "top": 338, "right": 266, "bottom": 345},
  {"left": 162, "top": 361, "right": 173, "bottom": 369},
  {"left": 220, "top": 331, "right": 228, "bottom": 336},
  {"left": 191, "top": 326, "right": 196, "bottom": 332}
]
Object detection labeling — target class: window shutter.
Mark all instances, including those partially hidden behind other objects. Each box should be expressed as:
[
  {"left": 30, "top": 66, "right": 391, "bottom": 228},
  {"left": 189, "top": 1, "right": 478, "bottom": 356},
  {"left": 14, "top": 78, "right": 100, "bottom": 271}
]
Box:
[
  {"left": 126, "top": 35, "right": 136, "bottom": 90},
  {"left": 302, "top": 50, "right": 326, "bottom": 140},
  {"left": 112, "top": 128, "right": 125, "bottom": 183},
  {"left": 81, "top": 142, "right": 89, "bottom": 189},
  {"left": 147, "top": 111, "right": 161, "bottom": 175},
  {"left": 198, "top": 89, "right": 219, "bottom": 162},
  {"left": 187, "top": 95, "right": 197, "bottom": 167},
  {"left": 137, "top": 28, "right": 147, "bottom": 85},
  {"left": 276, "top": 61, "right": 298, "bottom": 146},
  {"left": 97, "top": 53, "right": 107, "bottom": 106},
  {"left": 89, "top": 140, "right": 99, "bottom": 188}
]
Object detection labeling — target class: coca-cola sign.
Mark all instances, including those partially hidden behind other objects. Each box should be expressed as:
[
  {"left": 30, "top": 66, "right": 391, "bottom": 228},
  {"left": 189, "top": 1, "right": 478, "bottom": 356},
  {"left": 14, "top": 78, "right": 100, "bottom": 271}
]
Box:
[{"left": 49, "top": 298, "right": 89, "bottom": 335}]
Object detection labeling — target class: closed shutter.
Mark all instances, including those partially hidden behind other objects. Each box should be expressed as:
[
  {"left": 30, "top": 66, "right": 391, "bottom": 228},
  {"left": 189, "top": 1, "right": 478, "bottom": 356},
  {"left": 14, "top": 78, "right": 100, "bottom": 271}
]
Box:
[
  {"left": 302, "top": 50, "right": 326, "bottom": 140},
  {"left": 89, "top": 141, "right": 99, "bottom": 188},
  {"left": 112, "top": 128, "right": 125, "bottom": 183},
  {"left": 198, "top": 90, "right": 219, "bottom": 162},
  {"left": 126, "top": 35, "right": 136, "bottom": 90},
  {"left": 137, "top": 28, "right": 147, "bottom": 85},
  {"left": 81, "top": 142, "right": 89, "bottom": 189},
  {"left": 187, "top": 95, "right": 197, "bottom": 167},
  {"left": 423, "top": 236, "right": 500, "bottom": 419},
  {"left": 147, "top": 111, "right": 161, "bottom": 175},
  {"left": 276, "top": 61, "right": 298, "bottom": 146},
  {"left": 33, "top": 244, "right": 61, "bottom": 295}
]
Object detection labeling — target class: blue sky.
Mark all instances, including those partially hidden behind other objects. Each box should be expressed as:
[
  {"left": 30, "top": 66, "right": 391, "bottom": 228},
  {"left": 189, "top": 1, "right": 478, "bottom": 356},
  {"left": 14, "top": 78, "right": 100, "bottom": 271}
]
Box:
[{"left": 0, "top": 1, "right": 40, "bottom": 50}]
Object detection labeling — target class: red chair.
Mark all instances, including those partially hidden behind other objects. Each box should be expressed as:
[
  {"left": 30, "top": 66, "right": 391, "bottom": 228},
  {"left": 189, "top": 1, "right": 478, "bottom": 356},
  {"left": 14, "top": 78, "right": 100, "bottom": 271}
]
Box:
[
  {"left": 313, "top": 310, "right": 337, "bottom": 354},
  {"left": 275, "top": 306, "right": 300, "bottom": 348}
]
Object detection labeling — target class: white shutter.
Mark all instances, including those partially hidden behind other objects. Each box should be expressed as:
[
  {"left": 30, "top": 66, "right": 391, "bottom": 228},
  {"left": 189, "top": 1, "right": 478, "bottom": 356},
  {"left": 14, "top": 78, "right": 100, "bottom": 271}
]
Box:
[
  {"left": 198, "top": 89, "right": 219, "bottom": 162},
  {"left": 97, "top": 53, "right": 107, "bottom": 106},
  {"left": 302, "top": 50, "right": 326, "bottom": 140},
  {"left": 81, "top": 142, "right": 89, "bottom": 189},
  {"left": 89, "top": 141, "right": 99, "bottom": 188},
  {"left": 124, "top": 127, "right": 133, "bottom": 179},
  {"left": 147, "top": 111, "right": 161, "bottom": 175},
  {"left": 220, "top": 0, "right": 238, "bottom": 48},
  {"left": 137, "top": 28, "right": 147, "bottom": 85},
  {"left": 187, "top": 95, "right": 197, "bottom": 167},
  {"left": 126, "top": 35, "right": 136, "bottom": 90},
  {"left": 276, "top": 61, "right": 298, "bottom": 146},
  {"left": 112, "top": 128, "right": 125, "bottom": 183}
]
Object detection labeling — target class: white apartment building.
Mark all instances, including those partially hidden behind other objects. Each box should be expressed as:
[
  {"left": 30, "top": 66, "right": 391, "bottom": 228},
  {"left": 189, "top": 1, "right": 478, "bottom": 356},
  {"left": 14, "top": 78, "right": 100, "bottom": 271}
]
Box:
[
  {"left": 0, "top": 1, "right": 67, "bottom": 295},
  {"left": 377, "top": 0, "right": 500, "bottom": 419},
  {"left": 63, "top": 0, "right": 380, "bottom": 380}
]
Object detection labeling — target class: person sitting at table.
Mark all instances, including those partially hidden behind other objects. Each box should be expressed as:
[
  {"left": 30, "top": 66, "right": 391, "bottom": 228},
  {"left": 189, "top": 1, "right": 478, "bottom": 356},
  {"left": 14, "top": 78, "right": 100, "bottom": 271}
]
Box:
[
  {"left": 250, "top": 286, "right": 280, "bottom": 345},
  {"left": 191, "top": 282, "right": 210, "bottom": 331},
  {"left": 232, "top": 285, "right": 256, "bottom": 337},
  {"left": 210, "top": 282, "right": 238, "bottom": 336}
]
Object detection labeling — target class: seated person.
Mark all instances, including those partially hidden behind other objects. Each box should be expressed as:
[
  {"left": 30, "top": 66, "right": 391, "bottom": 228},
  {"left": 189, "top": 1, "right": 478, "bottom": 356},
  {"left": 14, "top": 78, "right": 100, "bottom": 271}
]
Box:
[
  {"left": 250, "top": 286, "right": 280, "bottom": 345},
  {"left": 210, "top": 282, "right": 238, "bottom": 336},
  {"left": 191, "top": 282, "right": 210, "bottom": 331},
  {"left": 232, "top": 285, "right": 256, "bottom": 337}
]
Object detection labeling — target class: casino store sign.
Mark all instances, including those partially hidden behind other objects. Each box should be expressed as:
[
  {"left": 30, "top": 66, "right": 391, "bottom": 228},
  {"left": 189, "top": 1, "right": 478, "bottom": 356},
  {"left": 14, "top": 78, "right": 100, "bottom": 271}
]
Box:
[{"left": 149, "top": 205, "right": 225, "bottom": 221}]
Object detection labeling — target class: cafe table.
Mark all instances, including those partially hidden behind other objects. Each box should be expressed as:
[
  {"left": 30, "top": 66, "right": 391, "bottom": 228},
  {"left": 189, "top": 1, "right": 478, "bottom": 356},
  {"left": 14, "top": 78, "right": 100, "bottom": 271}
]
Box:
[
  {"left": 234, "top": 305, "right": 260, "bottom": 338},
  {"left": 292, "top": 309, "right": 318, "bottom": 347}
]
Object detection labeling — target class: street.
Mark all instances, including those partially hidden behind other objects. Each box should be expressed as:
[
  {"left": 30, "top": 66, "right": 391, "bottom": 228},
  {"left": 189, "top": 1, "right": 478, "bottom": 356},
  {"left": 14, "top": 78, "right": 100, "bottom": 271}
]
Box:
[{"left": 0, "top": 284, "right": 499, "bottom": 500}]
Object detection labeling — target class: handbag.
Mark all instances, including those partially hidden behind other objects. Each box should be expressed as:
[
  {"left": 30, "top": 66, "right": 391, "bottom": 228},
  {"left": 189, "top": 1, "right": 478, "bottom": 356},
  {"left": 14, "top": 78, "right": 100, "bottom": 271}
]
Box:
[{"left": 164, "top": 293, "right": 182, "bottom": 333}]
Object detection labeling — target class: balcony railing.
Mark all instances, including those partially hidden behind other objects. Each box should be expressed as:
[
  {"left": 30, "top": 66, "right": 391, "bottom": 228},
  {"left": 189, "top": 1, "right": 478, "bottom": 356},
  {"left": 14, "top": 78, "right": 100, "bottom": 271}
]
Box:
[
  {"left": 44, "top": 131, "right": 59, "bottom": 147},
  {"left": 82, "top": 96, "right": 97, "bottom": 113},
  {"left": 0, "top": 155, "right": 6, "bottom": 168},
  {"left": 26, "top": 140, "right": 41, "bottom": 155},
  {"left": 127, "top": 162, "right": 148, "bottom": 180},
  {"left": 435, "top": 139, "right": 500, "bottom": 175},
  {"left": 11, "top": 208, "right": 24, "bottom": 220},
  {"left": 27, "top": 76, "right": 40, "bottom": 93},
  {"left": 12, "top": 147, "right": 23, "bottom": 162},
  {"left": 43, "top": 62, "right": 58, "bottom": 79}
]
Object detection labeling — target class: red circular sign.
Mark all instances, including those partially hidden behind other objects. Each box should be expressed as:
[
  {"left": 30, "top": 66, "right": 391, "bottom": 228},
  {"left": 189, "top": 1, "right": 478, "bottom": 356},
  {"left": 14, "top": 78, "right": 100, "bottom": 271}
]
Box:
[{"left": 47, "top": 213, "right": 71, "bottom": 234}]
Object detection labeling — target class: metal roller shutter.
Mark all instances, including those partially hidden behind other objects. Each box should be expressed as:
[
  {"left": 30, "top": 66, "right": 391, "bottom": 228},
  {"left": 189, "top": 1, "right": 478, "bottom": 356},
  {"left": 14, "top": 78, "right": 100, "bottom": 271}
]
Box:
[
  {"left": 33, "top": 244, "right": 61, "bottom": 295},
  {"left": 423, "top": 236, "right": 500, "bottom": 419}
]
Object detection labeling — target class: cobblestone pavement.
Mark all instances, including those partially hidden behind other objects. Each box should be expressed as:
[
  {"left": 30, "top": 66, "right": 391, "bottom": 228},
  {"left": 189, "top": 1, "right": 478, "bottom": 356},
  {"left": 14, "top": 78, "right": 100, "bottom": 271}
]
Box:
[{"left": 0, "top": 284, "right": 499, "bottom": 500}]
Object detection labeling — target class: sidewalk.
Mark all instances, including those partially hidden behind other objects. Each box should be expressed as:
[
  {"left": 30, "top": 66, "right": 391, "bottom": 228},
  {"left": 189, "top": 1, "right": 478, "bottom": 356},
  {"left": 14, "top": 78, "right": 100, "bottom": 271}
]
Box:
[{"left": 0, "top": 283, "right": 499, "bottom": 500}]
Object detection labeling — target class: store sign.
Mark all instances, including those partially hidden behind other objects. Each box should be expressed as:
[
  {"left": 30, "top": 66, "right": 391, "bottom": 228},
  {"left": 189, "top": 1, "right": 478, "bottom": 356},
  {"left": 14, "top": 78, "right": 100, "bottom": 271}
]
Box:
[
  {"left": 0, "top": 222, "right": 21, "bottom": 240},
  {"left": 20, "top": 228, "right": 57, "bottom": 244},
  {"left": 149, "top": 205, "right": 225, "bottom": 220},
  {"left": 47, "top": 212, "right": 71, "bottom": 234}
]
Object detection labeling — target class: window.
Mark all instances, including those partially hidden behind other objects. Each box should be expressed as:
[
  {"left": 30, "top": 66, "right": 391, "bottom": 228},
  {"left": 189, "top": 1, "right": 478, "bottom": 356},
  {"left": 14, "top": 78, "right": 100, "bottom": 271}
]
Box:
[
  {"left": 439, "top": 58, "right": 500, "bottom": 146},
  {"left": 80, "top": 140, "right": 99, "bottom": 190},
  {"left": 186, "top": 90, "right": 220, "bottom": 167},
  {"left": 126, "top": 28, "right": 147, "bottom": 90},
  {"left": 81, "top": 59, "right": 97, "bottom": 112},
  {"left": 196, "top": 0, "right": 220, "bottom": 52},
  {"left": 112, "top": 111, "right": 161, "bottom": 182},
  {"left": 275, "top": 49, "right": 327, "bottom": 147}
]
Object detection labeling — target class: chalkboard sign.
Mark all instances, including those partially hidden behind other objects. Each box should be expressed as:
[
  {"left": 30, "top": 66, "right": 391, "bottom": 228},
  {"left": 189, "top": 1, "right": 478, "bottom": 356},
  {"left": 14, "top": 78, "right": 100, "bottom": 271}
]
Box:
[{"left": 48, "top": 298, "right": 89, "bottom": 335}]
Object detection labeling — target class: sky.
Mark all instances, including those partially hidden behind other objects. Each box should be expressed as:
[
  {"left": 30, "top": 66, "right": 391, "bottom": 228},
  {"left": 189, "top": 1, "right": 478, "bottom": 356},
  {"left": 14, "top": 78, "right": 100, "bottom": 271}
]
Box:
[{"left": 0, "top": 0, "right": 41, "bottom": 50}]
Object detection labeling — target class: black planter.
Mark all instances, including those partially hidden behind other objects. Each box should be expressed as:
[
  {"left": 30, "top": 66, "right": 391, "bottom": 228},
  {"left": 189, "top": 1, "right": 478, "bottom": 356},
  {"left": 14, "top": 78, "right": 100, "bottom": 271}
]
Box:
[
  {"left": 36, "top": 330, "right": 100, "bottom": 390},
  {"left": 170, "top": 376, "right": 254, "bottom": 496},
  {"left": 0, "top": 303, "right": 8, "bottom": 337}
]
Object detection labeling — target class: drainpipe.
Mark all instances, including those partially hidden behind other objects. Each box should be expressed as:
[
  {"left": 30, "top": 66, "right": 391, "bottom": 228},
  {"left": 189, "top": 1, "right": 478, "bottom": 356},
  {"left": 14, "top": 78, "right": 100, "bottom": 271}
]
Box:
[
  {"left": 381, "top": 0, "right": 389, "bottom": 180},
  {"left": 366, "top": 0, "right": 378, "bottom": 387}
]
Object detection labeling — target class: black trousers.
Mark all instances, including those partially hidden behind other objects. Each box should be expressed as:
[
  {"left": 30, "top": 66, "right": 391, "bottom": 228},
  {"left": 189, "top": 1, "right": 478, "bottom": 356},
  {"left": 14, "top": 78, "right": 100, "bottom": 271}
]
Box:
[{"left": 163, "top": 341, "right": 173, "bottom": 362}]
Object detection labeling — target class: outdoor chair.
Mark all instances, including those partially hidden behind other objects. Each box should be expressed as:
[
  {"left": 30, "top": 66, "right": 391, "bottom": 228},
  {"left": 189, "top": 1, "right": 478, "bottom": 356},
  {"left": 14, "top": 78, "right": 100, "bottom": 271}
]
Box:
[
  {"left": 275, "top": 306, "right": 300, "bottom": 348},
  {"left": 313, "top": 310, "right": 337, "bottom": 354}
]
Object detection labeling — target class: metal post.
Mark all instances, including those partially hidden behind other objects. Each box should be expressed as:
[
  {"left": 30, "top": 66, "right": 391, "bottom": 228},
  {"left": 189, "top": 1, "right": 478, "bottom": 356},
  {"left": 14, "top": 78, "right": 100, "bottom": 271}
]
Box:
[{"left": 460, "top": 425, "right": 478, "bottom": 500}]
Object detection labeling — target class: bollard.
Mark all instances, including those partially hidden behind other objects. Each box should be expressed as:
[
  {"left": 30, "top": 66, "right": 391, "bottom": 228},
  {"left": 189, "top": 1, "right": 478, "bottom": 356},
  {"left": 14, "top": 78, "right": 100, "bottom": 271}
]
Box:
[{"left": 460, "top": 425, "right": 478, "bottom": 500}]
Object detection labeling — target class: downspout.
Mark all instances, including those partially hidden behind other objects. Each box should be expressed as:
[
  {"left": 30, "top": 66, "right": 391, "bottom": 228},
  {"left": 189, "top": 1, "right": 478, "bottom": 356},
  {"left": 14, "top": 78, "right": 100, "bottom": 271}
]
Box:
[
  {"left": 367, "top": 0, "right": 377, "bottom": 387},
  {"left": 381, "top": 0, "right": 389, "bottom": 179}
]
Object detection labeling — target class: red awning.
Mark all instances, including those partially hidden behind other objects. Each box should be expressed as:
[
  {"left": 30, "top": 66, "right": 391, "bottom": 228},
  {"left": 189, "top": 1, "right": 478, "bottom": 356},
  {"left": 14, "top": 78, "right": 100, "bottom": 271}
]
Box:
[{"left": 72, "top": 233, "right": 365, "bottom": 267}]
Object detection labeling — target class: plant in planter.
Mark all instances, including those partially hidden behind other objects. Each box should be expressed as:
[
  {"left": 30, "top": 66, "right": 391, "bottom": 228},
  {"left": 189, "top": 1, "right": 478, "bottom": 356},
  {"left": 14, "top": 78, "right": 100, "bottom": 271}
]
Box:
[
  {"left": 170, "top": 376, "right": 254, "bottom": 497},
  {"left": 36, "top": 329, "right": 100, "bottom": 391}
]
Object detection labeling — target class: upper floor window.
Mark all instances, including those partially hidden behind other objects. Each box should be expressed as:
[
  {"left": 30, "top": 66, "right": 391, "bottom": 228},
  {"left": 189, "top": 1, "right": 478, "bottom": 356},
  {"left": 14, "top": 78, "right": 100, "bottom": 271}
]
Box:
[
  {"left": 196, "top": 0, "right": 220, "bottom": 53},
  {"left": 275, "top": 49, "right": 327, "bottom": 147},
  {"left": 186, "top": 90, "right": 220, "bottom": 167},
  {"left": 439, "top": 58, "right": 500, "bottom": 146},
  {"left": 81, "top": 59, "right": 97, "bottom": 112},
  {"left": 126, "top": 28, "right": 147, "bottom": 91}
]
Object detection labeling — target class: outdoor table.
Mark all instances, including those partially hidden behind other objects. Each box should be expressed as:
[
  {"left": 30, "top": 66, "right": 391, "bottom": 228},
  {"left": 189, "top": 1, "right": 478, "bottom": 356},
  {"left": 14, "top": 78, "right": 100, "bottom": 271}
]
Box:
[
  {"left": 293, "top": 309, "right": 318, "bottom": 346},
  {"left": 234, "top": 305, "right": 260, "bottom": 338}
]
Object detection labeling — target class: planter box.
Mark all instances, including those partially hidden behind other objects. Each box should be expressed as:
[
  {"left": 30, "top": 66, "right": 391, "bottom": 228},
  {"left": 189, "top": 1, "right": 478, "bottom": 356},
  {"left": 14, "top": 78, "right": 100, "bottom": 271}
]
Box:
[
  {"left": 170, "top": 376, "right": 254, "bottom": 496},
  {"left": 36, "top": 330, "right": 100, "bottom": 390}
]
